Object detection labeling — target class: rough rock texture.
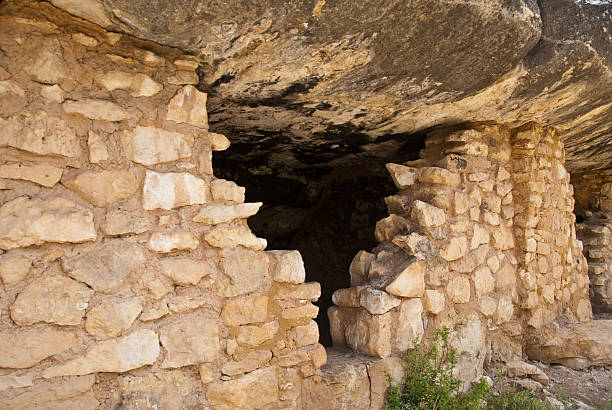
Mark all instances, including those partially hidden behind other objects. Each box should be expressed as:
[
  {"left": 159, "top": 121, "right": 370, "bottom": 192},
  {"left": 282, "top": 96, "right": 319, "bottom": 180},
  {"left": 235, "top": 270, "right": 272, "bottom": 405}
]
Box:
[{"left": 44, "top": 0, "right": 612, "bottom": 176}]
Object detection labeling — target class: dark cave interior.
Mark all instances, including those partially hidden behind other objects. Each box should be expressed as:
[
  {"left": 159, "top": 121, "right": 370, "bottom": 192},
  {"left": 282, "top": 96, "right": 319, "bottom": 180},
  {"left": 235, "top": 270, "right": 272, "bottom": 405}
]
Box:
[{"left": 213, "top": 130, "right": 427, "bottom": 345}]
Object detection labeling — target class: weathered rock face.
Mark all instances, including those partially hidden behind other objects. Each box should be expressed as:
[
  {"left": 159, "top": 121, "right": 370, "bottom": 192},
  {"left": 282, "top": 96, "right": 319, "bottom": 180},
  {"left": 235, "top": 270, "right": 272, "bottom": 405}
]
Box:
[{"left": 43, "top": 0, "right": 611, "bottom": 176}]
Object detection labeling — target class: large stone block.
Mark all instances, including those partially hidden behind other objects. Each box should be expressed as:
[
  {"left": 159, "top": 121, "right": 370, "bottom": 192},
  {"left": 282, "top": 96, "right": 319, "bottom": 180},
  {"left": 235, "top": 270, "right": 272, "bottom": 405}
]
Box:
[
  {"left": 0, "top": 197, "right": 96, "bottom": 250},
  {"left": 117, "top": 371, "right": 198, "bottom": 410},
  {"left": 385, "top": 259, "right": 426, "bottom": 298},
  {"left": 0, "top": 163, "right": 63, "bottom": 187},
  {"left": 236, "top": 320, "right": 279, "bottom": 347},
  {"left": 267, "top": 250, "right": 306, "bottom": 283},
  {"left": 62, "top": 240, "right": 146, "bottom": 293},
  {"left": 10, "top": 273, "right": 93, "bottom": 326},
  {"left": 160, "top": 314, "right": 219, "bottom": 368},
  {"left": 121, "top": 126, "right": 192, "bottom": 166},
  {"left": 159, "top": 257, "right": 214, "bottom": 285},
  {"left": 203, "top": 225, "right": 267, "bottom": 250},
  {"left": 43, "top": 329, "right": 160, "bottom": 378},
  {"left": 0, "top": 255, "right": 31, "bottom": 286},
  {"left": 166, "top": 85, "right": 208, "bottom": 129},
  {"left": 221, "top": 295, "right": 268, "bottom": 326},
  {"left": 218, "top": 249, "right": 269, "bottom": 296},
  {"left": 386, "top": 163, "right": 418, "bottom": 189},
  {"left": 344, "top": 309, "right": 393, "bottom": 358},
  {"left": 63, "top": 98, "right": 134, "bottom": 121},
  {"left": 85, "top": 297, "right": 143, "bottom": 340},
  {"left": 97, "top": 71, "right": 162, "bottom": 97},
  {"left": 207, "top": 366, "right": 278, "bottom": 409},
  {"left": 0, "top": 375, "right": 98, "bottom": 410},
  {"left": 65, "top": 170, "right": 138, "bottom": 207},
  {"left": 0, "top": 113, "right": 82, "bottom": 158},
  {"left": 147, "top": 230, "right": 199, "bottom": 253},
  {"left": 142, "top": 171, "right": 208, "bottom": 210},
  {"left": 0, "top": 327, "right": 81, "bottom": 369},
  {"left": 411, "top": 200, "right": 446, "bottom": 228},
  {"left": 396, "top": 298, "right": 424, "bottom": 350}
]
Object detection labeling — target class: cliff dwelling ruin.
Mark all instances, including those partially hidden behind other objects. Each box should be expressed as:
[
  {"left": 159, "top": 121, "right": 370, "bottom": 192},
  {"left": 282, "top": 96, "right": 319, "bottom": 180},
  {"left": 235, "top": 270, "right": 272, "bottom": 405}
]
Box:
[{"left": 0, "top": 0, "right": 611, "bottom": 408}]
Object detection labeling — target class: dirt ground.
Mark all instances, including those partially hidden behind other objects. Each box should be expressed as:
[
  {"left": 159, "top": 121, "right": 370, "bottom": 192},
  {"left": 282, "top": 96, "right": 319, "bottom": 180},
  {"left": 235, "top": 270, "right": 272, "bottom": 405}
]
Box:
[{"left": 541, "top": 364, "right": 612, "bottom": 408}]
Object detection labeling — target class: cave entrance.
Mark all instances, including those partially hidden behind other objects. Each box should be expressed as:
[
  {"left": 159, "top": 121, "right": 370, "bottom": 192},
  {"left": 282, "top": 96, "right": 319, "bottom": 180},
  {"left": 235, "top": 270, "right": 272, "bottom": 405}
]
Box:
[{"left": 213, "top": 131, "right": 426, "bottom": 345}]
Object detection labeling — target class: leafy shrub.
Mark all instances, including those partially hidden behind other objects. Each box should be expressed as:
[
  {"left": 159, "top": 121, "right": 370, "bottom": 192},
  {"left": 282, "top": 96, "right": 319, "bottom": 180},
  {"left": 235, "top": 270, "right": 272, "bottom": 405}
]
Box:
[{"left": 385, "top": 326, "right": 490, "bottom": 410}]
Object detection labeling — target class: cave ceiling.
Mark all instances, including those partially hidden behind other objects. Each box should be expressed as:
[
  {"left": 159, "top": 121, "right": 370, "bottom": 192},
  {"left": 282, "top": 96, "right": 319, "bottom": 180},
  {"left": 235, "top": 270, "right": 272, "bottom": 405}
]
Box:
[{"left": 19, "top": 0, "right": 612, "bottom": 172}]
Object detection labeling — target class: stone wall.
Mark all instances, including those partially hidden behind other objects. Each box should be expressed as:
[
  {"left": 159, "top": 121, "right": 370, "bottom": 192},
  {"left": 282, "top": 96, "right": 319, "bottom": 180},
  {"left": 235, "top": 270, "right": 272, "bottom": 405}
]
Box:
[
  {"left": 0, "top": 4, "right": 325, "bottom": 409},
  {"left": 572, "top": 170, "right": 612, "bottom": 314},
  {"left": 328, "top": 123, "right": 592, "bottom": 385}
]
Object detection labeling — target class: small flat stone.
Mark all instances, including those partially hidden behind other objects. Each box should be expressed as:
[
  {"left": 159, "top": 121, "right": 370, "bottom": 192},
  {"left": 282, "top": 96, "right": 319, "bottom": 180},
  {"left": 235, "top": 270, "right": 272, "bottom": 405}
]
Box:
[
  {"left": 43, "top": 329, "right": 160, "bottom": 378},
  {"left": 159, "top": 257, "right": 214, "bottom": 285},
  {"left": 85, "top": 297, "right": 143, "bottom": 340},
  {"left": 221, "top": 350, "right": 272, "bottom": 376},
  {"left": 160, "top": 314, "right": 219, "bottom": 368},
  {"left": 147, "top": 230, "right": 199, "bottom": 253},
  {"left": 101, "top": 209, "right": 154, "bottom": 236},
  {"left": 385, "top": 259, "right": 425, "bottom": 298},
  {"left": 97, "top": 71, "right": 162, "bottom": 97},
  {"left": 221, "top": 295, "right": 268, "bottom": 326},
  {"left": 268, "top": 250, "right": 306, "bottom": 284},
  {"left": 207, "top": 366, "right": 278, "bottom": 409},
  {"left": 0, "top": 255, "right": 31, "bottom": 286},
  {"left": 0, "top": 163, "right": 63, "bottom": 187},
  {"left": 166, "top": 85, "right": 208, "bottom": 128},
  {"left": 143, "top": 171, "right": 208, "bottom": 211},
  {"left": 193, "top": 202, "right": 261, "bottom": 225},
  {"left": 203, "top": 225, "right": 266, "bottom": 250},
  {"left": 63, "top": 98, "right": 133, "bottom": 121}
]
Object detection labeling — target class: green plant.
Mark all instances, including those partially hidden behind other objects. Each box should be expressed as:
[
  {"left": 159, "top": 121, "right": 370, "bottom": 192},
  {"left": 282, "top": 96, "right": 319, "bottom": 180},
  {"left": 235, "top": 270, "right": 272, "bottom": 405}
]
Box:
[
  {"left": 486, "top": 388, "right": 551, "bottom": 410},
  {"left": 385, "top": 327, "right": 490, "bottom": 410}
]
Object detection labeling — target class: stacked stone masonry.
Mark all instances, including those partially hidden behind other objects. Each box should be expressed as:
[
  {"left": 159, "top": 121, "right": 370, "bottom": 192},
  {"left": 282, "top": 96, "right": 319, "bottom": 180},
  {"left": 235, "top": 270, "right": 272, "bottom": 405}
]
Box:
[
  {"left": 572, "top": 170, "right": 612, "bottom": 314},
  {"left": 0, "top": 4, "right": 326, "bottom": 409},
  {"left": 329, "top": 124, "right": 592, "bottom": 386}
]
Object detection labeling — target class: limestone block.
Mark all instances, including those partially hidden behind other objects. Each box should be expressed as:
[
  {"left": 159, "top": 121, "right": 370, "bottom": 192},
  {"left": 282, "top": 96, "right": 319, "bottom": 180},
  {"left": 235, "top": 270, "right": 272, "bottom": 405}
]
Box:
[
  {"left": 411, "top": 200, "right": 446, "bottom": 228},
  {"left": 63, "top": 99, "right": 133, "bottom": 121},
  {"left": 159, "top": 257, "right": 213, "bottom": 285},
  {"left": 200, "top": 363, "right": 218, "bottom": 384},
  {"left": 0, "top": 113, "right": 81, "bottom": 158},
  {"left": 471, "top": 224, "right": 490, "bottom": 249},
  {"left": 210, "top": 179, "right": 245, "bottom": 203},
  {"left": 276, "top": 282, "right": 321, "bottom": 300},
  {"left": 87, "top": 131, "right": 108, "bottom": 163},
  {"left": 454, "top": 191, "right": 469, "bottom": 215},
  {"left": 207, "top": 366, "right": 278, "bottom": 409},
  {"left": 505, "top": 361, "right": 549, "bottom": 385},
  {"left": 396, "top": 298, "right": 424, "bottom": 350},
  {"left": 440, "top": 236, "right": 468, "bottom": 261},
  {"left": 480, "top": 297, "right": 497, "bottom": 316},
  {"left": 236, "top": 320, "right": 279, "bottom": 346},
  {"left": 167, "top": 293, "right": 220, "bottom": 314},
  {"left": 0, "top": 373, "right": 34, "bottom": 391},
  {"left": 160, "top": 315, "right": 219, "bottom": 368},
  {"left": 158, "top": 213, "right": 181, "bottom": 226},
  {"left": 452, "top": 315, "right": 485, "bottom": 386},
  {"left": 40, "top": 84, "right": 64, "bottom": 104},
  {"left": 97, "top": 71, "right": 162, "bottom": 97},
  {"left": 385, "top": 259, "right": 425, "bottom": 297},
  {"left": 386, "top": 163, "right": 418, "bottom": 189},
  {"left": 368, "top": 356, "right": 405, "bottom": 410},
  {"left": 268, "top": 250, "right": 305, "bottom": 283},
  {"left": 221, "top": 295, "right": 268, "bottom": 326},
  {"left": 205, "top": 132, "right": 231, "bottom": 151},
  {"left": 473, "top": 266, "right": 495, "bottom": 298},
  {"left": 418, "top": 167, "right": 461, "bottom": 187},
  {"left": 10, "top": 273, "right": 93, "bottom": 326},
  {"left": 193, "top": 202, "right": 262, "bottom": 225},
  {"left": 117, "top": 371, "right": 198, "bottom": 410},
  {"left": 85, "top": 297, "right": 143, "bottom": 340},
  {"left": 0, "top": 197, "right": 96, "bottom": 250},
  {"left": 280, "top": 302, "right": 319, "bottom": 320},
  {"left": 492, "top": 226, "right": 515, "bottom": 250},
  {"left": 423, "top": 289, "right": 445, "bottom": 314},
  {"left": 349, "top": 250, "right": 373, "bottom": 286},
  {"left": 166, "top": 85, "right": 208, "bottom": 128},
  {"left": 495, "top": 263, "right": 516, "bottom": 290},
  {"left": 359, "top": 287, "right": 401, "bottom": 315},
  {"left": 0, "top": 327, "right": 81, "bottom": 368},
  {"left": 26, "top": 37, "right": 67, "bottom": 83},
  {"left": 526, "top": 320, "right": 612, "bottom": 369},
  {"left": 147, "top": 230, "right": 199, "bottom": 252},
  {"left": 450, "top": 244, "right": 488, "bottom": 273},
  {"left": 143, "top": 170, "right": 208, "bottom": 210},
  {"left": 65, "top": 170, "right": 137, "bottom": 207},
  {"left": 375, "top": 214, "right": 411, "bottom": 242},
  {"left": 496, "top": 296, "right": 514, "bottom": 323},
  {"left": 43, "top": 329, "right": 160, "bottom": 378},
  {"left": 392, "top": 233, "right": 435, "bottom": 261},
  {"left": 301, "top": 350, "right": 370, "bottom": 410},
  {"left": 140, "top": 301, "right": 169, "bottom": 321},
  {"left": 0, "top": 375, "right": 98, "bottom": 410},
  {"left": 0, "top": 255, "right": 31, "bottom": 286},
  {"left": 222, "top": 350, "right": 272, "bottom": 376},
  {"left": 62, "top": 240, "right": 146, "bottom": 293},
  {"left": 290, "top": 320, "right": 320, "bottom": 348},
  {"left": 483, "top": 211, "right": 500, "bottom": 226},
  {"left": 121, "top": 126, "right": 192, "bottom": 166},
  {"left": 0, "top": 163, "right": 63, "bottom": 187},
  {"left": 204, "top": 225, "right": 266, "bottom": 250},
  {"left": 332, "top": 287, "right": 362, "bottom": 307},
  {"left": 101, "top": 209, "right": 154, "bottom": 235},
  {"left": 219, "top": 249, "right": 269, "bottom": 296},
  {"left": 344, "top": 309, "right": 393, "bottom": 357},
  {"left": 447, "top": 276, "right": 471, "bottom": 303}
]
